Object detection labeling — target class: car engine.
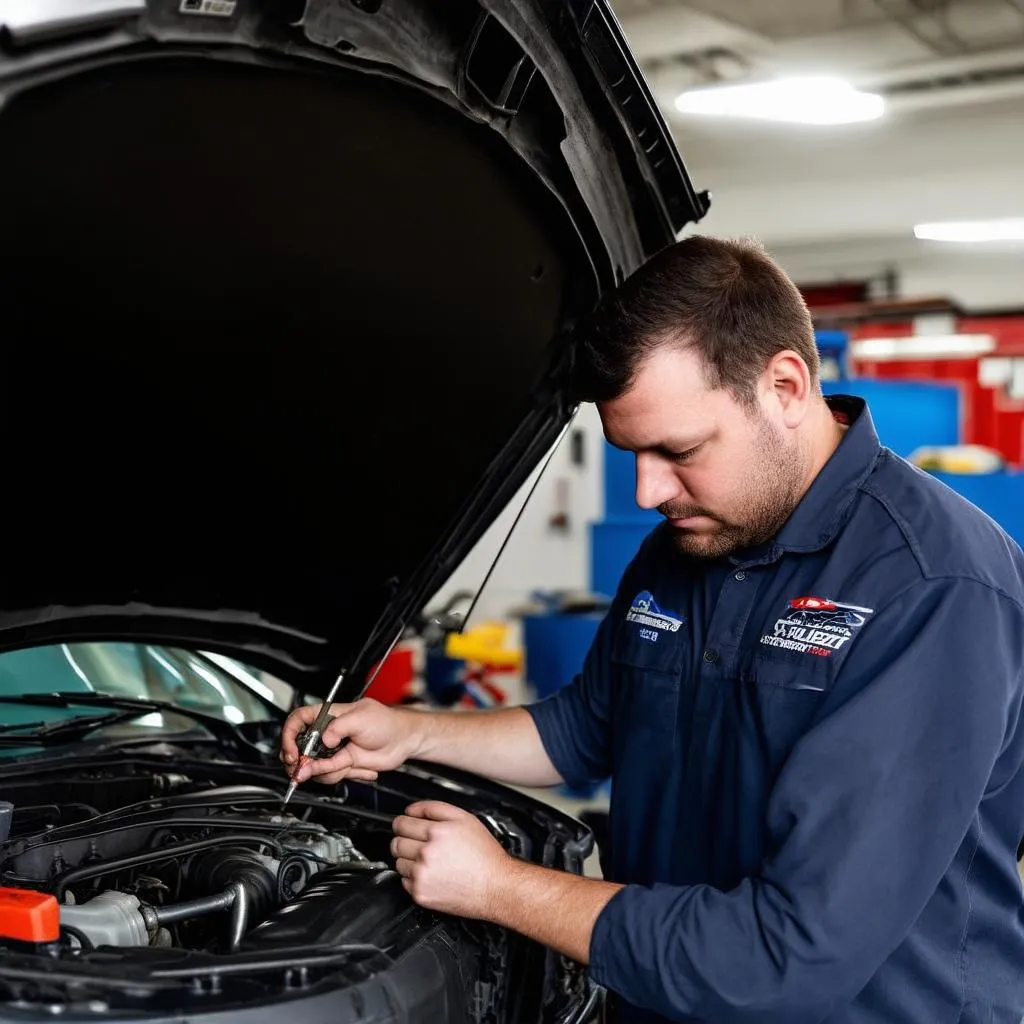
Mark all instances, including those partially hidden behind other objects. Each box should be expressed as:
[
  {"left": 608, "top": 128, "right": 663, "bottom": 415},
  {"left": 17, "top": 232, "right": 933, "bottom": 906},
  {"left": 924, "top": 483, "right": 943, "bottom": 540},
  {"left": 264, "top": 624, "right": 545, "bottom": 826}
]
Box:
[
  {"left": 0, "top": 754, "right": 596, "bottom": 1023},
  {"left": 0, "top": 778, "right": 392, "bottom": 957}
]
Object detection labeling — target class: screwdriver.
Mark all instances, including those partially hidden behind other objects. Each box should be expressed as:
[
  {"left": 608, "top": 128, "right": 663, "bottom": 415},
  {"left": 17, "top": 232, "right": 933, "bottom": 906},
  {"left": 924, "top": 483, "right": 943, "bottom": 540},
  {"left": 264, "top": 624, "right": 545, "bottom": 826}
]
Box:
[
  {"left": 281, "top": 668, "right": 348, "bottom": 808},
  {"left": 281, "top": 626, "right": 406, "bottom": 808}
]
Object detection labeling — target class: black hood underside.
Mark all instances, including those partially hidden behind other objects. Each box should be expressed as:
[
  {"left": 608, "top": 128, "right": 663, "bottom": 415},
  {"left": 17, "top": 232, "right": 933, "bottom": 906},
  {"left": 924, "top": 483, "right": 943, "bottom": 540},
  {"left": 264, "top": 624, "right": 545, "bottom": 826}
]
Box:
[{"left": 0, "top": 0, "right": 707, "bottom": 696}]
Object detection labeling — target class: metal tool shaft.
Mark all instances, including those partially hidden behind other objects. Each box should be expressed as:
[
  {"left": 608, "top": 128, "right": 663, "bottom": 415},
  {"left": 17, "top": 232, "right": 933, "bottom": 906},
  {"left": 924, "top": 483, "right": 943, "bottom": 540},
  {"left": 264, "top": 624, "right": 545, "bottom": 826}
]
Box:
[
  {"left": 281, "top": 668, "right": 348, "bottom": 807},
  {"left": 280, "top": 625, "right": 408, "bottom": 808}
]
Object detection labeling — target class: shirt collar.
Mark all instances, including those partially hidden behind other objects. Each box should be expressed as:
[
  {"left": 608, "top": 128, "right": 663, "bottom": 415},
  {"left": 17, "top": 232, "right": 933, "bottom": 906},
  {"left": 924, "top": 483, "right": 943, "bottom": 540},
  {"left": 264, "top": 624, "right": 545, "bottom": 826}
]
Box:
[{"left": 771, "top": 395, "right": 881, "bottom": 554}]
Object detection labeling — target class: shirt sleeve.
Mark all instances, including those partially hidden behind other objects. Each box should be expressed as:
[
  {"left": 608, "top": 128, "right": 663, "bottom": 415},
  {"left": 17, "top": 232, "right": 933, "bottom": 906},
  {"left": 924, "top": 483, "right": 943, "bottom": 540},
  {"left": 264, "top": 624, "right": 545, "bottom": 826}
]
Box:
[
  {"left": 524, "top": 531, "right": 656, "bottom": 790},
  {"left": 589, "top": 577, "right": 1024, "bottom": 1023}
]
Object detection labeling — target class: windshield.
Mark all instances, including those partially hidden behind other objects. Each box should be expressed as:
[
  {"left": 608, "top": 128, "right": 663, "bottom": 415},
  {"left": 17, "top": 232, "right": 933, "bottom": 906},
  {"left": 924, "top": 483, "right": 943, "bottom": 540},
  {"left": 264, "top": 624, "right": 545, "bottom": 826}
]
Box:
[{"left": 0, "top": 643, "right": 285, "bottom": 741}]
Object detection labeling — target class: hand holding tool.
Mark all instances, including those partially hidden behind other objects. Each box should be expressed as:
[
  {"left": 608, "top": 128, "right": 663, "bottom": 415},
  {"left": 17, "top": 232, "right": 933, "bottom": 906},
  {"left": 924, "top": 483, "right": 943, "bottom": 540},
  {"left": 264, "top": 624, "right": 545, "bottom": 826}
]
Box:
[
  {"left": 280, "top": 625, "right": 406, "bottom": 807},
  {"left": 281, "top": 668, "right": 347, "bottom": 808}
]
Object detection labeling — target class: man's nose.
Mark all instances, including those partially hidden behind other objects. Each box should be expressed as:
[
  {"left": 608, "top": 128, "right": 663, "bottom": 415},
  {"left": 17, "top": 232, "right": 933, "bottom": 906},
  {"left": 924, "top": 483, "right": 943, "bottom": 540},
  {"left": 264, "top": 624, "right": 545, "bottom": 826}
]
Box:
[{"left": 635, "top": 453, "right": 683, "bottom": 511}]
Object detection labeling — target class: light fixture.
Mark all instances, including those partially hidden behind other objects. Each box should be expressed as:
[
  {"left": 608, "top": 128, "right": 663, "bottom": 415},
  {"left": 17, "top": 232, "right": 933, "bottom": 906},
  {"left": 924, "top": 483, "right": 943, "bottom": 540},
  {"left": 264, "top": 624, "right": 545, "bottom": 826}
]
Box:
[
  {"left": 674, "top": 76, "right": 885, "bottom": 125},
  {"left": 914, "top": 218, "right": 1024, "bottom": 243},
  {"left": 851, "top": 334, "right": 995, "bottom": 361}
]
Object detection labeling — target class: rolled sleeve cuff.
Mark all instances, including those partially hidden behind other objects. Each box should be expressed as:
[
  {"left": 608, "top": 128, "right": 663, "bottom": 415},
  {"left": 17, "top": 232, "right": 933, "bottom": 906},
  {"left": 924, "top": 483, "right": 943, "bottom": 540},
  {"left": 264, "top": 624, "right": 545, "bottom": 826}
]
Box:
[
  {"left": 523, "top": 695, "right": 590, "bottom": 790},
  {"left": 590, "top": 884, "right": 705, "bottom": 1021},
  {"left": 589, "top": 885, "right": 644, "bottom": 996}
]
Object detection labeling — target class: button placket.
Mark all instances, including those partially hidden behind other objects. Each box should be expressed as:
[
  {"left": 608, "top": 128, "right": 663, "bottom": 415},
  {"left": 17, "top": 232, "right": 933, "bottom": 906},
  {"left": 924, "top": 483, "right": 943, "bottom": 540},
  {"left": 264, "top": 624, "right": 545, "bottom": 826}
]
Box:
[{"left": 703, "top": 567, "right": 762, "bottom": 678}]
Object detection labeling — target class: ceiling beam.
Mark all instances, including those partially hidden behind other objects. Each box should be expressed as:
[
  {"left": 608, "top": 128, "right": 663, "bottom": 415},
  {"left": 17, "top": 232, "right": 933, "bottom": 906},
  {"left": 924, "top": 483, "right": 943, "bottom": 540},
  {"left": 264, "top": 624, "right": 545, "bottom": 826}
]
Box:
[
  {"left": 615, "top": 4, "right": 772, "bottom": 63},
  {"left": 858, "top": 43, "right": 1024, "bottom": 87},
  {"left": 868, "top": 0, "right": 969, "bottom": 55}
]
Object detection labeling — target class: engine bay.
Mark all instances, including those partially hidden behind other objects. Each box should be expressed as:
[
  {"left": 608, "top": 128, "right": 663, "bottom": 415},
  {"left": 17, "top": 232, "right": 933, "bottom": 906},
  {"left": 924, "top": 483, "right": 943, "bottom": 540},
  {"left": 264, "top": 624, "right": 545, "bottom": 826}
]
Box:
[
  {"left": 0, "top": 759, "right": 446, "bottom": 1012},
  {"left": 0, "top": 751, "right": 594, "bottom": 1021},
  {"left": 1, "top": 780, "right": 390, "bottom": 957}
]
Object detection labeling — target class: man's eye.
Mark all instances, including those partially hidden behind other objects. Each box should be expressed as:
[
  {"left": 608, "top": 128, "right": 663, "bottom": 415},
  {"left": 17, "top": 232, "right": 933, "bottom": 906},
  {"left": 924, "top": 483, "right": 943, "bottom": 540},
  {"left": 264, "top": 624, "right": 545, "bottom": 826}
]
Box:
[{"left": 669, "top": 446, "right": 701, "bottom": 463}]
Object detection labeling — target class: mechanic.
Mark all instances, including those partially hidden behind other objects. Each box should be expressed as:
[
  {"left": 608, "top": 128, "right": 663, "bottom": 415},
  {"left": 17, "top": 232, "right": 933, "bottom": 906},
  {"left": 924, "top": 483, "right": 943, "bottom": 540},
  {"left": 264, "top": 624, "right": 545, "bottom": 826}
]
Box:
[{"left": 281, "top": 236, "right": 1024, "bottom": 1023}]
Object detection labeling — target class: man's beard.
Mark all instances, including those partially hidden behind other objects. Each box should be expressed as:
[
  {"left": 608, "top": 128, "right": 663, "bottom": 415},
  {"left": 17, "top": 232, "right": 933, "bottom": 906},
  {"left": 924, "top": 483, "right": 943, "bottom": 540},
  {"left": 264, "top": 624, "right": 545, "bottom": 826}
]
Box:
[{"left": 660, "top": 420, "right": 804, "bottom": 560}]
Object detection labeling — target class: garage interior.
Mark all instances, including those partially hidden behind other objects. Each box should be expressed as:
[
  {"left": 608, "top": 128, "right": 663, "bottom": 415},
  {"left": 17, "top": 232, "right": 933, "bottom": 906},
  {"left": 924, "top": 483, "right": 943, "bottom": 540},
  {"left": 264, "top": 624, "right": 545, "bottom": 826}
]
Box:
[
  {"left": 0, "top": 0, "right": 1021, "bottom": 1015},
  {"left": 405, "top": 0, "right": 1024, "bottom": 879}
]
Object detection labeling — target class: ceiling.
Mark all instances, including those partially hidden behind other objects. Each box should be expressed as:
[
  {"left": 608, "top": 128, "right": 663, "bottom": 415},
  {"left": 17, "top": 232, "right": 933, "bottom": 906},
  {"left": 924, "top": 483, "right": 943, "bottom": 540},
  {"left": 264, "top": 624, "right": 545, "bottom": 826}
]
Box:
[
  {"left": 613, "top": 0, "right": 1024, "bottom": 80},
  {"left": 609, "top": 1, "right": 1024, "bottom": 306}
]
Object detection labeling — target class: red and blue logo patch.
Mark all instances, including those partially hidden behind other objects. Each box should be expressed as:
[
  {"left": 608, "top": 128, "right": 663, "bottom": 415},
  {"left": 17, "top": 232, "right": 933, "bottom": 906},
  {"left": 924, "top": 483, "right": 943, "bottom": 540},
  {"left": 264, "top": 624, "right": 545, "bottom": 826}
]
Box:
[{"left": 760, "top": 595, "right": 874, "bottom": 658}]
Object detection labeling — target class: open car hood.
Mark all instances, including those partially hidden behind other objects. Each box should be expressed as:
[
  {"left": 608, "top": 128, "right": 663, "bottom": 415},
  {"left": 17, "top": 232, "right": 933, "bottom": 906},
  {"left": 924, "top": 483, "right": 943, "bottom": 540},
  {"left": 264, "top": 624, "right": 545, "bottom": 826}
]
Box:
[{"left": 0, "top": 0, "right": 707, "bottom": 699}]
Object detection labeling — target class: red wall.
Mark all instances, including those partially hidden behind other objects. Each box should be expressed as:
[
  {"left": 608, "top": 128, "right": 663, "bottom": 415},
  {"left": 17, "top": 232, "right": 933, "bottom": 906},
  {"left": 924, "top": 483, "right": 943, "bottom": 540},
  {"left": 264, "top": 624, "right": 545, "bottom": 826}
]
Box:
[{"left": 848, "top": 316, "right": 1024, "bottom": 468}]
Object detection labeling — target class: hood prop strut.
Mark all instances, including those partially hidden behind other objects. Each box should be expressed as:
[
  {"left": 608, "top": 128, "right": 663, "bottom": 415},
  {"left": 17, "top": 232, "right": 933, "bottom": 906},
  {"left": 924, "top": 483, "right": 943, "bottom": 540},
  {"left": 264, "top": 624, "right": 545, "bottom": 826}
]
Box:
[{"left": 284, "top": 411, "right": 578, "bottom": 809}]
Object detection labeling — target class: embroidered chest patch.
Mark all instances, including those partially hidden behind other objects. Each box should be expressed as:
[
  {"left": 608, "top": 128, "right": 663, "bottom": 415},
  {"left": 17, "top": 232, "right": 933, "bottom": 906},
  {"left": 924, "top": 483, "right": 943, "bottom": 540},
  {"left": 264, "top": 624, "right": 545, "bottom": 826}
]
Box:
[
  {"left": 625, "top": 591, "right": 686, "bottom": 643},
  {"left": 760, "top": 595, "right": 874, "bottom": 658}
]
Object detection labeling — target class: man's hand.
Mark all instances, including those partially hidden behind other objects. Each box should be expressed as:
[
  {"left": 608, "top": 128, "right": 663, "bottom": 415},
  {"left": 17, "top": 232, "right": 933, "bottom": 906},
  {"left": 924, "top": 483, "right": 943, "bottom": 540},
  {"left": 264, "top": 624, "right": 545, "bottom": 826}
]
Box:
[
  {"left": 392, "top": 800, "right": 623, "bottom": 962},
  {"left": 391, "top": 801, "right": 509, "bottom": 918},
  {"left": 279, "top": 698, "right": 423, "bottom": 785}
]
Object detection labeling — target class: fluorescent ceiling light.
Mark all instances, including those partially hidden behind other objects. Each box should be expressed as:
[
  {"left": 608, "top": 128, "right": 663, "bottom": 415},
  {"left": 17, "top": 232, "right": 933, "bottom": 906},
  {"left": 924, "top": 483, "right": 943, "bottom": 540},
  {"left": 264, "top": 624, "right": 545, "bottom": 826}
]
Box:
[
  {"left": 914, "top": 218, "right": 1024, "bottom": 242},
  {"left": 674, "top": 76, "right": 885, "bottom": 125},
  {"left": 851, "top": 334, "right": 995, "bottom": 361}
]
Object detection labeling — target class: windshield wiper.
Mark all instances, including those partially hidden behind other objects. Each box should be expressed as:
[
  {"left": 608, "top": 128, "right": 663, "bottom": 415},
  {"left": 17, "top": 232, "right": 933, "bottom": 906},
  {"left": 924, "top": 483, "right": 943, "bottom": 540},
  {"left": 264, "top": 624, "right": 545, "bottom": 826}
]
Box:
[
  {"left": 0, "top": 719, "right": 46, "bottom": 734},
  {"left": 0, "top": 709, "right": 167, "bottom": 745},
  {"left": 0, "top": 693, "right": 256, "bottom": 750}
]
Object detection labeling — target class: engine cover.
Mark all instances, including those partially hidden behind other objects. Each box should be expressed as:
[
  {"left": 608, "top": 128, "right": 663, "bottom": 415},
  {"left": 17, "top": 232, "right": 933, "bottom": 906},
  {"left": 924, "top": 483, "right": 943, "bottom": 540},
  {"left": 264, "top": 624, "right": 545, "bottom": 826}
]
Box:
[{"left": 243, "top": 866, "right": 414, "bottom": 950}]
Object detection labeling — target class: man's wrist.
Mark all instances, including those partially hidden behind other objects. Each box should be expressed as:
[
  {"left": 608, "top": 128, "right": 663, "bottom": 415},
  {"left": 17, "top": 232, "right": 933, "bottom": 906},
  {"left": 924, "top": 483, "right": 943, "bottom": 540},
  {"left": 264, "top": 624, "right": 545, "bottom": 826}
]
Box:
[
  {"left": 479, "top": 855, "right": 622, "bottom": 964},
  {"left": 484, "top": 852, "right": 530, "bottom": 927},
  {"left": 396, "top": 707, "right": 434, "bottom": 761}
]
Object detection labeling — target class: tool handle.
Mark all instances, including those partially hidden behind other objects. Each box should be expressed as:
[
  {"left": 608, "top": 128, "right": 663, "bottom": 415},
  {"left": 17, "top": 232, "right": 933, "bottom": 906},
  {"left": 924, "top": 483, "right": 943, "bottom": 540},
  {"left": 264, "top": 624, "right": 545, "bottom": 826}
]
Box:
[
  {"left": 296, "top": 722, "right": 350, "bottom": 763},
  {"left": 299, "top": 729, "right": 322, "bottom": 758}
]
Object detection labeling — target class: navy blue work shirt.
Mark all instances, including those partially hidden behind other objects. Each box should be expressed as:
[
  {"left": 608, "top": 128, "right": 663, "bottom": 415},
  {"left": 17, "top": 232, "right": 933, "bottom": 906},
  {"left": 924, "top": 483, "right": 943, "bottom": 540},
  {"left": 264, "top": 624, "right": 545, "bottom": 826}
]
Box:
[{"left": 527, "top": 397, "right": 1024, "bottom": 1023}]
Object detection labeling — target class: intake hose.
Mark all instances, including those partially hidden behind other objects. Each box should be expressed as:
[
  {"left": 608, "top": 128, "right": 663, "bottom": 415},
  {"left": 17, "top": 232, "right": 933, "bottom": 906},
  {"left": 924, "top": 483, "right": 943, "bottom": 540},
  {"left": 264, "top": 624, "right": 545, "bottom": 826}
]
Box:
[
  {"left": 58, "top": 849, "right": 271, "bottom": 951},
  {"left": 142, "top": 881, "right": 248, "bottom": 951},
  {"left": 63, "top": 884, "right": 248, "bottom": 951},
  {"left": 149, "top": 887, "right": 235, "bottom": 925}
]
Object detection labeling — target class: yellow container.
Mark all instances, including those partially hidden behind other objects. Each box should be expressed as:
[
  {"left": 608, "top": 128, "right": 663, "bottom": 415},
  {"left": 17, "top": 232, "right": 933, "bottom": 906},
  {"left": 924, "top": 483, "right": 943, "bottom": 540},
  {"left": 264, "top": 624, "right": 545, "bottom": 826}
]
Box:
[{"left": 444, "top": 621, "right": 522, "bottom": 670}]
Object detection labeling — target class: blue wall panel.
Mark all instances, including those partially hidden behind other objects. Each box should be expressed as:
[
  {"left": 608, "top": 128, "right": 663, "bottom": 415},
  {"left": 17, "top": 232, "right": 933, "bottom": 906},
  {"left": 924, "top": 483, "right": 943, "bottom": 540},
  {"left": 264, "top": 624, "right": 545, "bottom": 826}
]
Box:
[
  {"left": 929, "top": 471, "right": 1024, "bottom": 550},
  {"left": 823, "top": 379, "right": 960, "bottom": 458},
  {"left": 604, "top": 443, "right": 661, "bottom": 520},
  {"left": 590, "top": 519, "right": 657, "bottom": 598}
]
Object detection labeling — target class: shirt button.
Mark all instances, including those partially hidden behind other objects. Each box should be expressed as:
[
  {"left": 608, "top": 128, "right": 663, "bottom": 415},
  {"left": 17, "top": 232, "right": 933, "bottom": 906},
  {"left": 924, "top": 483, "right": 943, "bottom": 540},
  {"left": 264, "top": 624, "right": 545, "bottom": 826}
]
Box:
[
  {"left": 734, "top": 571, "right": 746, "bottom": 581},
  {"left": 703, "top": 649, "right": 718, "bottom": 664}
]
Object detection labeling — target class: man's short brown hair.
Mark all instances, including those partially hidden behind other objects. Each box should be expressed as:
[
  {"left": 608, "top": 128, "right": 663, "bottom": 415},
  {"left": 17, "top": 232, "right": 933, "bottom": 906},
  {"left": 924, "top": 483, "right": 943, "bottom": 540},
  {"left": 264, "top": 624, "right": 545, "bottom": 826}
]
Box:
[{"left": 569, "top": 235, "right": 819, "bottom": 407}]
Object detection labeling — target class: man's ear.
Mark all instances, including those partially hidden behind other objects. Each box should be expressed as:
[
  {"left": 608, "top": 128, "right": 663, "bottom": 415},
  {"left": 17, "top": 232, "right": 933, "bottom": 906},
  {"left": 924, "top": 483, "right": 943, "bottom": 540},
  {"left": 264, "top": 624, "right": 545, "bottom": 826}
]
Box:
[{"left": 766, "top": 350, "right": 813, "bottom": 428}]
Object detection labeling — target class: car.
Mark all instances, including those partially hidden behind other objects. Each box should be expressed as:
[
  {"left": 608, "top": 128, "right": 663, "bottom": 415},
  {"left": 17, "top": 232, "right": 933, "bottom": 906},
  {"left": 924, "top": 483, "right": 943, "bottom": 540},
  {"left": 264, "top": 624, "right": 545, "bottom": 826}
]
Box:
[
  {"left": 0, "top": 1, "right": 707, "bottom": 1021},
  {"left": 786, "top": 598, "right": 868, "bottom": 629},
  {"left": 788, "top": 597, "right": 837, "bottom": 612}
]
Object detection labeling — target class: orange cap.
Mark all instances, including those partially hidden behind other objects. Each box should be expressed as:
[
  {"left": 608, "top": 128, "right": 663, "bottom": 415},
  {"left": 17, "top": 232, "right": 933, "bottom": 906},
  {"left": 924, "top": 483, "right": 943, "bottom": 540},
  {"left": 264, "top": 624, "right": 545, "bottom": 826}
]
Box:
[{"left": 0, "top": 887, "right": 60, "bottom": 943}]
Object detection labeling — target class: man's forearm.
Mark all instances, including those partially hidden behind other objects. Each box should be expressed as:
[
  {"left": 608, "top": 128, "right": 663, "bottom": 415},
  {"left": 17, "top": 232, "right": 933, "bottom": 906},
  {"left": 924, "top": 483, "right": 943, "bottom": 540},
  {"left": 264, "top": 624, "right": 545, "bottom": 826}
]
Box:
[
  {"left": 487, "top": 858, "right": 624, "bottom": 963},
  {"left": 404, "top": 706, "right": 564, "bottom": 787}
]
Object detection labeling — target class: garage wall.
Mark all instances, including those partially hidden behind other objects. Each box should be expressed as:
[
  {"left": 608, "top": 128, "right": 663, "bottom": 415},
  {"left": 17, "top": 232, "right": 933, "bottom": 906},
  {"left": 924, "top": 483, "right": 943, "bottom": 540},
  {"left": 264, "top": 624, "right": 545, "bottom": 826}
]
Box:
[
  {"left": 769, "top": 237, "right": 1024, "bottom": 311},
  {"left": 434, "top": 88, "right": 1024, "bottom": 623},
  {"left": 429, "top": 402, "right": 606, "bottom": 623}
]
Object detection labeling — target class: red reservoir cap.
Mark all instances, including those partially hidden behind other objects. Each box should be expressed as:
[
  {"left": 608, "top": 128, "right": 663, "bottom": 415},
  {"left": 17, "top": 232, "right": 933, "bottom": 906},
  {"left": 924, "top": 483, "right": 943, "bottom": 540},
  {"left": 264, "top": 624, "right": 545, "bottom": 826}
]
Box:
[{"left": 0, "top": 886, "right": 60, "bottom": 943}]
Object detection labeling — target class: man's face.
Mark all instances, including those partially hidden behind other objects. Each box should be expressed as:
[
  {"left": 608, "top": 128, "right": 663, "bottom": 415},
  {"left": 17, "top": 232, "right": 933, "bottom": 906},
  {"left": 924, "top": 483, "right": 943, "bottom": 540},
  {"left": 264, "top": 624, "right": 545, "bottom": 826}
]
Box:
[{"left": 598, "top": 345, "right": 806, "bottom": 559}]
